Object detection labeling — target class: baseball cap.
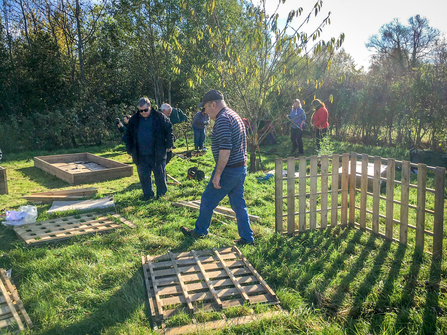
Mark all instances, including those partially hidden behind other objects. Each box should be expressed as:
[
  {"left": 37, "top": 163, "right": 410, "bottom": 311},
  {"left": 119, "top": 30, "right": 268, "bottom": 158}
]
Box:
[{"left": 198, "top": 90, "right": 224, "bottom": 108}]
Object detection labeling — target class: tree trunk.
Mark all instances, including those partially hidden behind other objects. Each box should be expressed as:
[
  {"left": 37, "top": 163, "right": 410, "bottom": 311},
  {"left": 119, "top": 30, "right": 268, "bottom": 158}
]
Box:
[
  {"left": 75, "top": 0, "right": 85, "bottom": 81},
  {"left": 249, "top": 142, "right": 257, "bottom": 173},
  {"left": 18, "top": 0, "right": 32, "bottom": 55}
]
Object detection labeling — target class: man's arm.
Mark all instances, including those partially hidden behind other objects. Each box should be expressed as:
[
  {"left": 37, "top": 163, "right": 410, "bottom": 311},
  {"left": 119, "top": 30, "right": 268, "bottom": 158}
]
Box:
[{"left": 212, "top": 149, "right": 231, "bottom": 189}]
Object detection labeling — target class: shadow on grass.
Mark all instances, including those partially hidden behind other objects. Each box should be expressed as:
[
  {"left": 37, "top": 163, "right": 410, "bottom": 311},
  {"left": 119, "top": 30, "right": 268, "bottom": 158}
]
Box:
[
  {"left": 39, "top": 268, "right": 148, "bottom": 335},
  {"left": 16, "top": 167, "right": 68, "bottom": 189},
  {"left": 0, "top": 224, "right": 20, "bottom": 259},
  {"left": 421, "top": 258, "right": 443, "bottom": 334}
]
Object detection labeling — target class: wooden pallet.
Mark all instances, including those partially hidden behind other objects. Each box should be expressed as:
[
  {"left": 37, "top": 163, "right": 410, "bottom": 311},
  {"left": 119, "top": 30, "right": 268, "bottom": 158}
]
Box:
[
  {"left": 13, "top": 213, "right": 135, "bottom": 246},
  {"left": 173, "top": 201, "right": 260, "bottom": 222},
  {"left": 22, "top": 187, "right": 97, "bottom": 203},
  {"left": 0, "top": 269, "right": 33, "bottom": 332},
  {"left": 142, "top": 246, "right": 279, "bottom": 331}
]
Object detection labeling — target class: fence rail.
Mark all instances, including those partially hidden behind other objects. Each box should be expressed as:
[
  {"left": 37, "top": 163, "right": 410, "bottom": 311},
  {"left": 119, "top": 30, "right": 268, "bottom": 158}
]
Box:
[{"left": 275, "top": 153, "right": 446, "bottom": 260}]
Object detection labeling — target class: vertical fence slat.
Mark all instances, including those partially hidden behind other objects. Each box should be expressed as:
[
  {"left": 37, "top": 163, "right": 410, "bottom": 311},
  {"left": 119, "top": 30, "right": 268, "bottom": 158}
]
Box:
[
  {"left": 400, "top": 161, "right": 410, "bottom": 245},
  {"left": 275, "top": 158, "right": 283, "bottom": 234},
  {"left": 360, "top": 154, "right": 368, "bottom": 229},
  {"left": 321, "top": 155, "right": 329, "bottom": 229},
  {"left": 385, "top": 159, "right": 395, "bottom": 240},
  {"left": 341, "top": 153, "right": 349, "bottom": 226},
  {"left": 416, "top": 163, "right": 427, "bottom": 250},
  {"left": 372, "top": 156, "right": 381, "bottom": 233},
  {"left": 287, "top": 157, "right": 296, "bottom": 235},
  {"left": 349, "top": 152, "right": 357, "bottom": 226},
  {"left": 310, "top": 156, "right": 317, "bottom": 230},
  {"left": 299, "top": 156, "right": 307, "bottom": 232},
  {"left": 331, "top": 154, "right": 339, "bottom": 227},
  {"left": 433, "top": 167, "right": 445, "bottom": 260}
]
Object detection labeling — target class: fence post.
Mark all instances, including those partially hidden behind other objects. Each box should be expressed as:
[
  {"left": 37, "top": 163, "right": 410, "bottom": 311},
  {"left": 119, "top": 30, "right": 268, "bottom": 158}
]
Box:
[
  {"left": 416, "top": 163, "right": 427, "bottom": 250},
  {"left": 372, "top": 156, "right": 381, "bottom": 234},
  {"left": 385, "top": 159, "right": 395, "bottom": 240},
  {"left": 275, "top": 158, "right": 283, "bottom": 234},
  {"left": 433, "top": 167, "right": 445, "bottom": 260},
  {"left": 287, "top": 157, "right": 296, "bottom": 235},
  {"left": 299, "top": 156, "right": 307, "bottom": 232},
  {"left": 349, "top": 152, "right": 357, "bottom": 227},
  {"left": 331, "top": 154, "right": 339, "bottom": 227},
  {"left": 310, "top": 156, "right": 318, "bottom": 230},
  {"left": 320, "top": 155, "right": 329, "bottom": 229},
  {"left": 359, "top": 154, "right": 368, "bottom": 229},
  {"left": 400, "top": 161, "right": 410, "bottom": 245},
  {"left": 341, "top": 153, "right": 349, "bottom": 226}
]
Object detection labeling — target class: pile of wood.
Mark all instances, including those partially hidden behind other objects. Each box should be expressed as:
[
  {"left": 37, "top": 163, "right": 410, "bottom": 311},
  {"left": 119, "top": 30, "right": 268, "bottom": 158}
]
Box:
[{"left": 22, "top": 187, "right": 97, "bottom": 203}]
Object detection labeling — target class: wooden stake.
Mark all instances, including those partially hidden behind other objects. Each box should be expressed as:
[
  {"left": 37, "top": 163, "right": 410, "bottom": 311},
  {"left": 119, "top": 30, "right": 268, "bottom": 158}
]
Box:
[
  {"left": 433, "top": 167, "right": 445, "bottom": 260},
  {"left": 400, "top": 161, "right": 410, "bottom": 244},
  {"left": 275, "top": 158, "right": 283, "bottom": 234},
  {"left": 385, "top": 159, "right": 395, "bottom": 240},
  {"left": 416, "top": 163, "right": 427, "bottom": 250},
  {"left": 331, "top": 154, "right": 339, "bottom": 227}
]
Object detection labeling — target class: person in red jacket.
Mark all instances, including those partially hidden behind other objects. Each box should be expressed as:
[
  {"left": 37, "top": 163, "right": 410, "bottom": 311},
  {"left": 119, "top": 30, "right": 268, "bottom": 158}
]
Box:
[{"left": 311, "top": 99, "right": 329, "bottom": 150}]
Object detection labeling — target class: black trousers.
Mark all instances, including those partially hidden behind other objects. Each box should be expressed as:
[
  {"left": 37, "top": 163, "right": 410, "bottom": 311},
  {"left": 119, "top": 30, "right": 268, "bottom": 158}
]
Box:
[
  {"left": 315, "top": 128, "right": 327, "bottom": 150},
  {"left": 290, "top": 127, "right": 304, "bottom": 154}
]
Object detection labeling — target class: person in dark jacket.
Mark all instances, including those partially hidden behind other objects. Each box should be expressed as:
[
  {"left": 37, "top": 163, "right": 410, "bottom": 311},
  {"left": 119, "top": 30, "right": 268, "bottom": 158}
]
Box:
[
  {"left": 123, "top": 97, "right": 174, "bottom": 200},
  {"left": 192, "top": 108, "right": 210, "bottom": 151}
]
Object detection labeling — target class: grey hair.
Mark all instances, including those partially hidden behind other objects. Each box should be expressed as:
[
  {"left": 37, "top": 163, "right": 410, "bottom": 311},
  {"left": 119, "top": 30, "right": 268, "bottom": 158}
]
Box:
[
  {"left": 137, "top": 97, "right": 151, "bottom": 107},
  {"left": 160, "top": 103, "right": 172, "bottom": 111},
  {"left": 294, "top": 99, "right": 302, "bottom": 108}
]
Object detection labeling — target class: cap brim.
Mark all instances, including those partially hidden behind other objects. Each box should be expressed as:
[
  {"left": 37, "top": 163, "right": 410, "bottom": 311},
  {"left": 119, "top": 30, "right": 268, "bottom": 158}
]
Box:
[{"left": 197, "top": 101, "right": 205, "bottom": 108}]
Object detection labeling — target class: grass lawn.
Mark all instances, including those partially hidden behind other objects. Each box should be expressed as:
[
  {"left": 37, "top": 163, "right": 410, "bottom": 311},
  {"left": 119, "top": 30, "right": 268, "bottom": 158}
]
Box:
[{"left": 0, "top": 134, "right": 446, "bottom": 334}]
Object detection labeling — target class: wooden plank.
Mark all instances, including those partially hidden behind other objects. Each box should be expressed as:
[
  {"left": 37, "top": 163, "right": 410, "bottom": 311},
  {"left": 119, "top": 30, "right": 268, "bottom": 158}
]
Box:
[
  {"left": 287, "top": 157, "right": 296, "bottom": 235},
  {"left": 372, "top": 156, "right": 381, "bottom": 233},
  {"left": 191, "top": 201, "right": 260, "bottom": 222},
  {"left": 360, "top": 154, "right": 368, "bottom": 229},
  {"left": 349, "top": 152, "right": 357, "bottom": 227},
  {"left": 152, "top": 253, "right": 236, "bottom": 270},
  {"left": 174, "top": 201, "right": 260, "bottom": 222},
  {"left": 152, "top": 260, "right": 245, "bottom": 278},
  {"left": 142, "top": 256, "right": 158, "bottom": 321},
  {"left": 320, "top": 155, "right": 329, "bottom": 229},
  {"left": 151, "top": 248, "right": 233, "bottom": 262},
  {"left": 433, "top": 167, "right": 445, "bottom": 260},
  {"left": 341, "top": 154, "right": 349, "bottom": 225},
  {"left": 34, "top": 156, "right": 74, "bottom": 184},
  {"left": 331, "top": 154, "right": 339, "bottom": 227},
  {"left": 400, "top": 161, "right": 410, "bottom": 244},
  {"left": 191, "top": 250, "right": 223, "bottom": 309},
  {"left": 169, "top": 252, "right": 194, "bottom": 313},
  {"left": 0, "top": 167, "right": 8, "bottom": 195},
  {"left": 416, "top": 163, "right": 427, "bottom": 250},
  {"left": 275, "top": 158, "right": 283, "bottom": 233},
  {"left": 147, "top": 258, "right": 163, "bottom": 319},
  {"left": 213, "top": 249, "right": 250, "bottom": 303},
  {"left": 32, "top": 187, "right": 97, "bottom": 196},
  {"left": 299, "top": 156, "right": 307, "bottom": 232},
  {"left": 112, "top": 214, "right": 136, "bottom": 229},
  {"left": 385, "top": 159, "right": 395, "bottom": 240},
  {"left": 309, "top": 156, "right": 317, "bottom": 230},
  {"left": 0, "top": 274, "right": 24, "bottom": 331},
  {"left": 167, "top": 174, "right": 181, "bottom": 185}
]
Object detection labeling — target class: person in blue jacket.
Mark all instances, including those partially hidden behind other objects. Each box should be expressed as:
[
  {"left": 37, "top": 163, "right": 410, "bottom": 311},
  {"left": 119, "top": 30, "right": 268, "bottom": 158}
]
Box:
[
  {"left": 192, "top": 108, "right": 210, "bottom": 151},
  {"left": 287, "top": 99, "right": 306, "bottom": 155}
]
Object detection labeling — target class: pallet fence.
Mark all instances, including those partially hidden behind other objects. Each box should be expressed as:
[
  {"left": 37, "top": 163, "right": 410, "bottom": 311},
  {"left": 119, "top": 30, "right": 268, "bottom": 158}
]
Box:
[{"left": 275, "top": 153, "right": 446, "bottom": 260}]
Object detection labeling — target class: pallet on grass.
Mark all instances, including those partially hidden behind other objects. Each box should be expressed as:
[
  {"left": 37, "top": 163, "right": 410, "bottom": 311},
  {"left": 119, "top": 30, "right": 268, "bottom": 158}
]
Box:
[
  {"left": 13, "top": 213, "right": 135, "bottom": 246},
  {"left": 173, "top": 201, "right": 260, "bottom": 222},
  {"left": 34, "top": 153, "right": 133, "bottom": 184},
  {"left": 0, "top": 166, "right": 7, "bottom": 195},
  {"left": 0, "top": 268, "right": 33, "bottom": 332},
  {"left": 142, "top": 246, "right": 280, "bottom": 333},
  {"left": 22, "top": 187, "right": 97, "bottom": 203}
]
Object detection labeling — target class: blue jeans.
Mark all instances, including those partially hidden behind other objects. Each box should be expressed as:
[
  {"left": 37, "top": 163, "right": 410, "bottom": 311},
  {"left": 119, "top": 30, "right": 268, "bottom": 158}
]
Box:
[
  {"left": 136, "top": 155, "right": 167, "bottom": 198},
  {"left": 194, "top": 166, "right": 253, "bottom": 242},
  {"left": 193, "top": 126, "right": 206, "bottom": 149}
]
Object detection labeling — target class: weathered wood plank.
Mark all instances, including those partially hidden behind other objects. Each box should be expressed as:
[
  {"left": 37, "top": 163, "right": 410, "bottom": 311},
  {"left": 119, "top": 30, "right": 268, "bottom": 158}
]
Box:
[
  {"left": 341, "top": 154, "right": 349, "bottom": 225},
  {"left": 360, "top": 154, "right": 368, "bottom": 229},
  {"left": 275, "top": 158, "right": 284, "bottom": 233},
  {"left": 331, "top": 155, "right": 339, "bottom": 227},
  {"left": 287, "top": 157, "right": 296, "bottom": 235},
  {"left": 433, "top": 167, "right": 445, "bottom": 260},
  {"left": 385, "top": 159, "right": 395, "bottom": 240},
  {"left": 320, "top": 155, "right": 329, "bottom": 229},
  {"left": 400, "top": 161, "right": 410, "bottom": 244},
  {"left": 310, "top": 156, "right": 317, "bottom": 230},
  {"left": 299, "top": 156, "right": 307, "bottom": 232},
  {"left": 372, "top": 156, "right": 381, "bottom": 233},
  {"left": 416, "top": 163, "right": 427, "bottom": 250},
  {"left": 349, "top": 152, "right": 357, "bottom": 226}
]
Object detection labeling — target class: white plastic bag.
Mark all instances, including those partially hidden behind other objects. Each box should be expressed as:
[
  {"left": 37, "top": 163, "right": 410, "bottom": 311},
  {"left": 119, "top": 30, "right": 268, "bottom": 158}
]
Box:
[{"left": 3, "top": 205, "right": 38, "bottom": 226}]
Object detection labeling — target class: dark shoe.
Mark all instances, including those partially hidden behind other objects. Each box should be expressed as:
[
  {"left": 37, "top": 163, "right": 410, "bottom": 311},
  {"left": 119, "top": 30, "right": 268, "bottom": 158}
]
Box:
[
  {"left": 180, "top": 226, "right": 205, "bottom": 239},
  {"left": 140, "top": 195, "right": 154, "bottom": 201},
  {"left": 235, "top": 238, "right": 255, "bottom": 246}
]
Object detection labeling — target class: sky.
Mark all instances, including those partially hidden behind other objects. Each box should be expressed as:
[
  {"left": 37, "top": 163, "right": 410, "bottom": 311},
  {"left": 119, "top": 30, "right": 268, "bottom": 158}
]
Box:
[{"left": 263, "top": 0, "right": 447, "bottom": 69}]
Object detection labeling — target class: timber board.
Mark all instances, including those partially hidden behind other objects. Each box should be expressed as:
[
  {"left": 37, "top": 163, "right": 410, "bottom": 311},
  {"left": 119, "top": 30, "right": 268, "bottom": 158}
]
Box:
[
  {"left": 34, "top": 153, "right": 133, "bottom": 184},
  {"left": 0, "top": 167, "right": 7, "bottom": 195}
]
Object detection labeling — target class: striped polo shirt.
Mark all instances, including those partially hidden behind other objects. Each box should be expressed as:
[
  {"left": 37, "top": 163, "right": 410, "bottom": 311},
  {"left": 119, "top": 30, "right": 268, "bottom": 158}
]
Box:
[{"left": 211, "top": 107, "right": 247, "bottom": 167}]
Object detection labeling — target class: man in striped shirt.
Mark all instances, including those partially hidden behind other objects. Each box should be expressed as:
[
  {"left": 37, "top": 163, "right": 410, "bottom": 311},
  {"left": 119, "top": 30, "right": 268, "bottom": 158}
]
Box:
[{"left": 181, "top": 90, "right": 254, "bottom": 245}]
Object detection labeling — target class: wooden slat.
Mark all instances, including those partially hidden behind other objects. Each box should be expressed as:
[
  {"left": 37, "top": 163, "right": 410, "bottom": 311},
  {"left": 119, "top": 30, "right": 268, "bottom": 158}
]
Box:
[
  {"left": 320, "top": 155, "right": 329, "bottom": 229},
  {"left": 150, "top": 248, "right": 233, "bottom": 262},
  {"left": 147, "top": 258, "right": 164, "bottom": 319},
  {"left": 287, "top": 157, "right": 296, "bottom": 235},
  {"left": 0, "top": 167, "right": 8, "bottom": 195},
  {"left": 416, "top": 163, "right": 427, "bottom": 250},
  {"left": 400, "top": 161, "right": 410, "bottom": 244},
  {"left": 152, "top": 253, "right": 236, "bottom": 270},
  {"left": 213, "top": 249, "right": 250, "bottom": 303},
  {"left": 191, "top": 250, "right": 223, "bottom": 309},
  {"left": 0, "top": 274, "right": 24, "bottom": 331},
  {"left": 191, "top": 201, "right": 260, "bottom": 222},
  {"left": 331, "top": 154, "right": 339, "bottom": 227},
  {"left": 433, "top": 167, "right": 445, "bottom": 260},
  {"left": 359, "top": 154, "right": 368, "bottom": 229},
  {"left": 275, "top": 158, "right": 283, "bottom": 233},
  {"left": 341, "top": 154, "right": 349, "bottom": 225},
  {"left": 142, "top": 256, "right": 158, "bottom": 322},
  {"left": 349, "top": 152, "right": 357, "bottom": 227},
  {"left": 309, "top": 156, "right": 317, "bottom": 230},
  {"left": 152, "top": 260, "right": 244, "bottom": 278},
  {"left": 372, "top": 156, "right": 381, "bottom": 233},
  {"left": 169, "top": 252, "right": 194, "bottom": 312},
  {"left": 299, "top": 156, "right": 307, "bottom": 232},
  {"left": 385, "top": 159, "right": 395, "bottom": 240}
]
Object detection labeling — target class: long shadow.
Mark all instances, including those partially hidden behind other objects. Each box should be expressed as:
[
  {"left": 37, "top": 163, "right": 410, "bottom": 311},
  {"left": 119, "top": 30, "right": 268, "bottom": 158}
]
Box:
[
  {"left": 421, "top": 258, "right": 443, "bottom": 334},
  {"left": 393, "top": 247, "right": 423, "bottom": 332},
  {"left": 0, "top": 224, "right": 21, "bottom": 260},
  {"left": 323, "top": 233, "right": 377, "bottom": 316},
  {"left": 17, "top": 167, "right": 68, "bottom": 189},
  {"left": 39, "top": 269, "right": 147, "bottom": 335},
  {"left": 368, "top": 244, "right": 407, "bottom": 333}
]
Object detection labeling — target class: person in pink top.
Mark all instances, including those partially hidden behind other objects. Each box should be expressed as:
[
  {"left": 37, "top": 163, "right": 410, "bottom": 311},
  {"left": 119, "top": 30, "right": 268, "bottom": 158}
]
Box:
[{"left": 311, "top": 99, "right": 329, "bottom": 150}]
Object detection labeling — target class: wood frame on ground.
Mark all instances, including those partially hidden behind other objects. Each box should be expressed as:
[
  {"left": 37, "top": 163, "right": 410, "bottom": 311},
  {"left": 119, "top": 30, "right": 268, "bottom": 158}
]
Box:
[
  {"left": 0, "top": 166, "right": 7, "bottom": 195},
  {"left": 34, "top": 153, "right": 133, "bottom": 184},
  {"left": 275, "top": 152, "right": 446, "bottom": 260},
  {"left": 22, "top": 187, "right": 97, "bottom": 203},
  {"left": 0, "top": 268, "right": 33, "bottom": 332},
  {"left": 14, "top": 213, "right": 135, "bottom": 246},
  {"left": 142, "top": 247, "right": 280, "bottom": 332}
]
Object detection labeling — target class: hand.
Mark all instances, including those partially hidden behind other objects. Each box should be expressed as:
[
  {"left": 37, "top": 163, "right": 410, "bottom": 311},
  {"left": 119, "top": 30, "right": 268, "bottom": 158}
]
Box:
[
  {"left": 166, "top": 148, "right": 172, "bottom": 152},
  {"left": 212, "top": 174, "right": 221, "bottom": 189}
]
